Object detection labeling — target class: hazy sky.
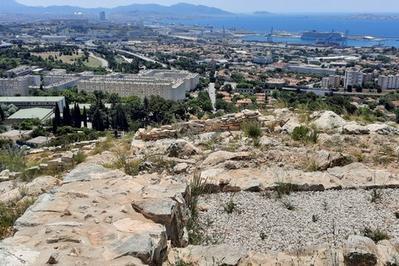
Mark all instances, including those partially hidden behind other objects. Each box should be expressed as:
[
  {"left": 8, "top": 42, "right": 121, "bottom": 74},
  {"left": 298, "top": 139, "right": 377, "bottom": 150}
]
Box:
[{"left": 17, "top": 0, "right": 399, "bottom": 13}]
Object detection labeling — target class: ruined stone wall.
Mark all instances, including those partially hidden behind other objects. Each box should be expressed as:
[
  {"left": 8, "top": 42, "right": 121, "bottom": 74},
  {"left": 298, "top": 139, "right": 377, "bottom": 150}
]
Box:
[{"left": 135, "top": 110, "right": 261, "bottom": 141}]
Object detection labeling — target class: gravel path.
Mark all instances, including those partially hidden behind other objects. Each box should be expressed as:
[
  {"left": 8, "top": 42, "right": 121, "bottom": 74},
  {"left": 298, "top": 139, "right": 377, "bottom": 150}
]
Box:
[{"left": 197, "top": 189, "right": 399, "bottom": 252}]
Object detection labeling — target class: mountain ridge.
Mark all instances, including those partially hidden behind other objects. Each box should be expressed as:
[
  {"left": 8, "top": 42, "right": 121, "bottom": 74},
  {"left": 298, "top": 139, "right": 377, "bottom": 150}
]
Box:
[{"left": 1, "top": 0, "right": 233, "bottom": 17}]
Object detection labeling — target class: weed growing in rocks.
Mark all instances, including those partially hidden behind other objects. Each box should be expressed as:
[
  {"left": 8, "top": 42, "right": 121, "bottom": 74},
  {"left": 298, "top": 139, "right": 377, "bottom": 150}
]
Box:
[
  {"left": 304, "top": 157, "right": 320, "bottom": 172},
  {"left": 291, "top": 125, "right": 318, "bottom": 144},
  {"left": 370, "top": 189, "right": 383, "bottom": 203},
  {"left": 275, "top": 182, "right": 299, "bottom": 198},
  {"left": 0, "top": 198, "right": 36, "bottom": 239},
  {"left": 363, "top": 227, "right": 389, "bottom": 243},
  {"left": 73, "top": 151, "right": 86, "bottom": 165},
  {"left": 224, "top": 198, "right": 237, "bottom": 214},
  {"left": 175, "top": 260, "right": 194, "bottom": 266},
  {"left": 260, "top": 232, "right": 267, "bottom": 240},
  {"left": 282, "top": 199, "right": 295, "bottom": 211},
  {"left": 312, "top": 214, "right": 319, "bottom": 223},
  {"left": 187, "top": 171, "right": 209, "bottom": 245},
  {"left": 242, "top": 121, "right": 262, "bottom": 139}
]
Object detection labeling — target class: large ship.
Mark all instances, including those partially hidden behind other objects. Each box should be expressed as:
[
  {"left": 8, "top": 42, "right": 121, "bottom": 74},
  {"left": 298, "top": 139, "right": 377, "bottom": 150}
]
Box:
[{"left": 301, "top": 30, "right": 346, "bottom": 43}]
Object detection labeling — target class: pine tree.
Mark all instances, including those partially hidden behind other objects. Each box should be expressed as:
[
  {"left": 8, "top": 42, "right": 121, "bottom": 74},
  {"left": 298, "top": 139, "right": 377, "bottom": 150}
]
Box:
[{"left": 82, "top": 107, "right": 88, "bottom": 128}]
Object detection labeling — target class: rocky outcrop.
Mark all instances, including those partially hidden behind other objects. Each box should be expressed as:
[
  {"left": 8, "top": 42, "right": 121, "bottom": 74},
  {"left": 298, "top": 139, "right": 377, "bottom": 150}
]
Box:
[
  {"left": 344, "top": 235, "right": 378, "bottom": 266},
  {"left": 135, "top": 110, "right": 260, "bottom": 141},
  {"left": 0, "top": 163, "right": 191, "bottom": 265},
  {"left": 0, "top": 176, "right": 59, "bottom": 204},
  {"left": 312, "top": 110, "right": 347, "bottom": 132}
]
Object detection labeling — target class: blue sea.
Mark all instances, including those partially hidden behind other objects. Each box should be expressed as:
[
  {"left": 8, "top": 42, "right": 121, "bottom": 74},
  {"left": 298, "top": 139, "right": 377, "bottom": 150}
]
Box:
[{"left": 167, "top": 14, "right": 399, "bottom": 47}]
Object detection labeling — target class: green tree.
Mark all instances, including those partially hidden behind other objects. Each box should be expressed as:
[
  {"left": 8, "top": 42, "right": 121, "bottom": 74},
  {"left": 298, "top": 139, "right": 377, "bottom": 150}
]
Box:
[
  {"left": 73, "top": 103, "right": 82, "bottom": 128},
  {"left": 92, "top": 107, "right": 105, "bottom": 131},
  {"left": 63, "top": 99, "right": 72, "bottom": 126},
  {"left": 82, "top": 107, "right": 88, "bottom": 128},
  {"left": 112, "top": 104, "right": 129, "bottom": 131},
  {"left": 54, "top": 104, "right": 61, "bottom": 126},
  {"left": 0, "top": 105, "right": 4, "bottom": 122}
]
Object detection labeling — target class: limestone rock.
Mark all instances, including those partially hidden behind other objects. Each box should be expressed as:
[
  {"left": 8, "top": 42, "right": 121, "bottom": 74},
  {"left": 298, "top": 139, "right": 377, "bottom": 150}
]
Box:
[
  {"left": 174, "top": 163, "right": 189, "bottom": 174},
  {"left": 201, "top": 151, "right": 251, "bottom": 167},
  {"left": 167, "top": 139, "right": 201, "bottom": 158},
  {"left": 312, "top": 111, "right": 347, "bottom": 131},
  {"left": 281, "top": 117, "right": 301, "bottom": 134},
  {"left": 342, "top": 122, "right": 370, "bottom": 135},
  {"left": 313, "top": 150, "right": 350, "bottom": 171},
  {"left": 366, "top": 123, "right": 399, "bottom": 135},
  {"left": 344, "top": 235, "right": 378, "bottom": 266},
  {"left": 167, "top": 245, "right": 246, "bottom": 266}
]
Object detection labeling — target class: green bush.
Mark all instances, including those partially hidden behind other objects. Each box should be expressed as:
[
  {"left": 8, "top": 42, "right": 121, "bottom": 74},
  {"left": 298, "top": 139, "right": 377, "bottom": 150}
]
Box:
[
  {"left": 0, "top": 199, "right": 35, "bottom": 239},
  {"left": 291, "top": 126, "right": 318, "bottom": 144},
  {"left": 242, "top": 121, "right": 262, "bottom": 139},
  {"left": 363, "top": 227, "right": 389, "bottom": 243}
]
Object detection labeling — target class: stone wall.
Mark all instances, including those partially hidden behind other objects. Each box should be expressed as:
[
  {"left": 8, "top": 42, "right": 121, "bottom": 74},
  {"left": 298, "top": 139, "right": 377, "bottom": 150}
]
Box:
[{"left": 135, "top": 110, "right": 261, "bottom": 141}]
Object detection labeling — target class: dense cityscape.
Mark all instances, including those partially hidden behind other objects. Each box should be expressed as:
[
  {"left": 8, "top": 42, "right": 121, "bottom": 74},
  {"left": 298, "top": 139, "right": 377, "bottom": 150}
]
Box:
[{"left": 1, "top": 1, "right": 399, "bottom": 265}]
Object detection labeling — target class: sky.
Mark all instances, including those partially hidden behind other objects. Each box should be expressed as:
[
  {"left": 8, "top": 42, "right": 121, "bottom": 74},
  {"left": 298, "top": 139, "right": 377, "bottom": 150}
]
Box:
[{"left": 17, "top": 0, "right": 399, "bottom": 13}]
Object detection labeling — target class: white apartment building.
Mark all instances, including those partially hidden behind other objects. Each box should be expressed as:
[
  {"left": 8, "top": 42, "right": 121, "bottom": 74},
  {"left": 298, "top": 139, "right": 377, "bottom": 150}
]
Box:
[
  {"left": 321, "top": 75, "right": 341, "bottom": 89},
  {"left": 0, "top": 75, "right": 40, "bottom": 96},
  {"left": 78, "top": 70, "right": 199, "bottom": 101},
  {"left": 287, "top": 64, "right": 337, "bottom": 76},
  {"left": 378, "top": 75, "right": 399, "bottom": 90},
  {"left": 344, "top": 69, "right": 364, "bottom": 89}
]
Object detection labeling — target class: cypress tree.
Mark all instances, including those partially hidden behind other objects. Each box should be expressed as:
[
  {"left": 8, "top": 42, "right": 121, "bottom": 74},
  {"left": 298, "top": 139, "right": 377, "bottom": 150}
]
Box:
[
  {"left": 0, "top": 105, "right": 4, "bottom": 122},
  {"left": 63, "top": 99, "right": 72, "bottom": 126},
  {"left": 54, "top": 104, "right": 61, "bottom": 126},
  {"left": 82, "top": 107, "right": 88, "bottom": 128},
  {"left": 52, "top": 118, "right": 58, "bottom": 134},
  {"left": 92, "top": 108, "right": 104, "bottom": 131},
  {"left": 113, "top": 104, "right": 129, "bottom": 131},
  {"left": 75, "top": 104, "right": 82, "bottom": 128}
]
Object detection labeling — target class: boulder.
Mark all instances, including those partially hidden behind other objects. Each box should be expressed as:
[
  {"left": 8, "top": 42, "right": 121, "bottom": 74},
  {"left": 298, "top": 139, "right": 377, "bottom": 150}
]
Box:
[
  {"left": 281, "top": 117, "right": 301, "bottom": 134},
  {"left": 342, "top": 122, "right": 370, "bottom": 135},
  {"left": 366, "top": 123, "right": 399, "bottom": 135},
  {"left": 132, "top": 197, "right": 186, "bottom": 247},
  {"left": 344, "top": 235, "right": 378, "bottom": 266},
  {"left": 201, "top": 151, "right": 252, "bottom": 167},
  {"left": 105, "top": 218, "right": 168, "bottom": 265},
  {"left": 167, "top": 245, "right": 246, "bottom": 266},
  {"left": 24, "top": 176, "right": 59, "bottom": 196},
  {"left": 312, "top": 111, "right": 346, "bottom": 131},
  {"left": 313, "top": 150, "right": 351, "bottom": 171},
  {"left": 167, "top": 139, "right": 201, "bottom": 158},
  {"left": 174, "top": 163, "right": 189, "bottom": 174}
]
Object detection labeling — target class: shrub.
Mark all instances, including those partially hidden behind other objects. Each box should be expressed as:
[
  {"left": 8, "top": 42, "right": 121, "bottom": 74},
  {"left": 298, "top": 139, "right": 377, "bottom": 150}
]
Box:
[
  {"left": 363, "top": 227, "right": 389, "bottom": 243},
  {"left": 224, "top": 198, "right": 236, "bottom": 214},
  {"left": 282, "top": 200, "right": 295, "bottom": 211},
  {"left": 0, "top": 199, "right": 35, "bottom": 239},
  {"left": 0, "top": 147, "right": 25, "bottom": 172},
  {"left": 291, "top": 125, "right": 318, "bottom": 144},
  {"left": 73, "top": 152, "right": 86, "bottom": 165},
  {"left": 242, "top": 121, "right": 262, "bottom": 139},
  {"left": 370, "top": 189, "right": 382, "bottom": 203},
  {"left": 275, "top": 182, "right": 299, "bottom": 198}
]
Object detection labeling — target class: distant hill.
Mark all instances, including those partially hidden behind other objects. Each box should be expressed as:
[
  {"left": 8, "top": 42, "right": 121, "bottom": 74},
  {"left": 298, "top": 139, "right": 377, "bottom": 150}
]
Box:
[{"left": 0, "top": 0, "right": 232, "bottom": 18}]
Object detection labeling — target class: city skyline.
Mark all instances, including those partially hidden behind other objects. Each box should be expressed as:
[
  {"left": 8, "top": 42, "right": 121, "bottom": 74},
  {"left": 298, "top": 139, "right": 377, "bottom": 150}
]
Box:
[{"left": 16, "top": 0, "right": 399, "bottom": 13}]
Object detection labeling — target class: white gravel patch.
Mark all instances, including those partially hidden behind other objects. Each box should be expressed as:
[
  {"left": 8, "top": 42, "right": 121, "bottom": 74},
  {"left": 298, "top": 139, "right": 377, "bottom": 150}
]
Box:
[{"left": 197, "top": 189, "right": 399, "bottom": 252}]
